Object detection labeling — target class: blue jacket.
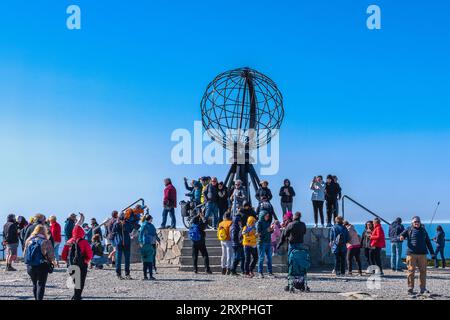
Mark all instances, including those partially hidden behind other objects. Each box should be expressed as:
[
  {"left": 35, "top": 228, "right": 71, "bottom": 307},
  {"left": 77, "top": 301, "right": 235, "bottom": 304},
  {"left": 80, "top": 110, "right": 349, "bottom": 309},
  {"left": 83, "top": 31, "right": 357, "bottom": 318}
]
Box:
[
  {"left": 256, "top": 212, "right": 272, "bottom": 244},
  {"left": 435, "top": 230, "right": 446, "bottom": 248},
  {"left": 185, "top": 180, "right": 202, "bottom": 204},
  {"left": 330, "top": 224, "right": 349, "bottom": 254},
  {"left": 388, "top": 219, "right": 405, "bottom": 243},
  {"left": 64, "top": 219, "right": 75, "bottom": 241},
  {"left": 400, "top": 226, "right": 435, "bottom": 255},
  {"left": 139, "top": 221, "right": 159, "bottom": 245},
  {"left": 230, "top": 215, "right": 243, "bottom": 247},
  {"left": 113, "top": 220, "right": 134, "bottom": 248}
]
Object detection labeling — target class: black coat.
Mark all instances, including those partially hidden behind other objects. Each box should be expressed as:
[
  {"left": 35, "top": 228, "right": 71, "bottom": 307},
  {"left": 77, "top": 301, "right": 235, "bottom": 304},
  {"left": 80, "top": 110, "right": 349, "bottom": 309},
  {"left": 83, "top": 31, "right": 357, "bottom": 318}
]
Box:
[
  {"left": 277, "top": 219, "right": 307, "bottom": 247},
  {"left": 255, "top": 187, "right": 273, "bottom": 202},
  {"left": 3, "top": 221, "right": 19, "bottom": 244},
  {"left": 325, "top": 182, "right": 341, "bottom": 201},
  {"left": 279, "top": 186, "right": 296, "bottom": 203}
]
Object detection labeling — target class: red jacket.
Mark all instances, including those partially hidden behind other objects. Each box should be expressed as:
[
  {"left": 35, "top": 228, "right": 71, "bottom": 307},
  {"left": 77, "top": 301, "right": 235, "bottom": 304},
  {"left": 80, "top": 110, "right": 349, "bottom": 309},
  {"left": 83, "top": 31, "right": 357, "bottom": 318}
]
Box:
[
  {"left": 370, "top": 224, "right": 386, "bottom": 248},
  {"left": 61, "top": 225, "right": 93, "bottom": 264},
  {"left": 163, "top": 183, "right": 177, "bottom": 208},
  {"left": 50, "top": 222, "right": 62, "bottom": 243}
]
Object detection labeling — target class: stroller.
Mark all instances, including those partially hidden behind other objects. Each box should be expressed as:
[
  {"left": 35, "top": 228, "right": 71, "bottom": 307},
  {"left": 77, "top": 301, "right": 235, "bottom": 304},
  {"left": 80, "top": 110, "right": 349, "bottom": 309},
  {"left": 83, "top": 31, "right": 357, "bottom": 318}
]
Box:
[{"left": 285, "top": 245, "right": 311, "bottom": 293}]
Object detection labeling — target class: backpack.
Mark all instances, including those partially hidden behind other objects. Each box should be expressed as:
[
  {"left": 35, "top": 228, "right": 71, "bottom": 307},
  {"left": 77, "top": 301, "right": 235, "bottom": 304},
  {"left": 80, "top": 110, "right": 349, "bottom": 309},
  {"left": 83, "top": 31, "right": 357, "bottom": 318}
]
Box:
[
  {"left": 189, "top": 223, "right": 201, "bottom": 242},
  {"left": 24, "top": 237, "right": 45, "bottom": 266},
  {"left": 68, "top": 240, "right": 86, "bottom": 268},
  {"left": 217, "top": 226, "right": 228, "bottom": 241}
]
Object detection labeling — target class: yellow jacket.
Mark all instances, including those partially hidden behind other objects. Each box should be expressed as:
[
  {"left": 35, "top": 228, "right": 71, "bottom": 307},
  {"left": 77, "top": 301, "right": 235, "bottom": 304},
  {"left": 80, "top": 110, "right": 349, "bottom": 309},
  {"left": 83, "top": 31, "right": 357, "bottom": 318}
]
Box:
[
  {"left": 242, "top": 216, "right": 257, "bottom": 247},
  {"left": 217, "top": 220, "right": 232, "bottom": 241}
]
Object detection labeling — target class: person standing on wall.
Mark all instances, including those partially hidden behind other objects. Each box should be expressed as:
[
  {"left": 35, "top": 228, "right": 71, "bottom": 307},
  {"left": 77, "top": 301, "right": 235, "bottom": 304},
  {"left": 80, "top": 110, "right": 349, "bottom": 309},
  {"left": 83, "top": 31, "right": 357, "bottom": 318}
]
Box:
[
  {"left": 160, "top": 178, "right": 177, "bottom": 229},
  {"left": 325, "top": 175, "right": 341, "bottom": 227},
  {"left": 279, "top": 179, "right": 296, "bottom": 216},
  {"left": 310, "top": 176, "right": 325, "bottom": 228}
]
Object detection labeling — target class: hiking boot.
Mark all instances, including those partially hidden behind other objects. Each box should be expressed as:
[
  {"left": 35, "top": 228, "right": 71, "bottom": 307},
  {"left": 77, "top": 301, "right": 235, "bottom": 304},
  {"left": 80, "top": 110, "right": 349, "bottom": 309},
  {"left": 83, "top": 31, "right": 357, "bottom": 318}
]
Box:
[
  {"left": 407, "top": 288, "right": 415, "bottom": 295},
  {"left": 221, "top": 268, "right": 227, "bottom": 275}
]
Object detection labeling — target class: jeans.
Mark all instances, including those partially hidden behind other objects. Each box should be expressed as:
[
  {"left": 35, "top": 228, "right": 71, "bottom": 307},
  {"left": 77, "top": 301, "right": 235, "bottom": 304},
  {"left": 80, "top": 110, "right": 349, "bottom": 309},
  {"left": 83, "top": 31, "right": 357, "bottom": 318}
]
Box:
[
  {"left": 73, "top": 264, "right": 88, "bottom": 300},
  {"left": 143, "top": 262, "right": 154, "bottom": 278},
  {"left": 221, "top": 241, "right": 233, "bottom": 269},
  {"left": 231, "top": 245, "right": 245, "bottom": 273},
  {"left": 161, "top": 207, "right": 176, "bottom": 228},
  {"left": 364, "top": 248, "right": 371, "bottom": 265},
  {"left": 205, "top": 202, "right": 219, "bottom": 228},
  {"left": 218, "top": 206, "right": 228, "bottom": 223},
  {"left": 91, "top": 255, "right": 108, "bottom": 267},
  {"left": 391, "top": 242, "right": 403, "bottom": 270},
  {"left": 326, "top": 199, "right": 338, "bottom": 225},
  {"left": 334, "top": 250, "right": 346, "bottom": 275},
  {"left": 347, "top": 247, "right": 362, "bottom": 273},
  {"left": 27, "top": 264, "right": 49, "bottom": 300},
  {"left": 281, "top": 202, "right": 293, "bottom": 216},
  {"left": 192, "top": 241, "right": 210, "bottom": 271},
  {"left": 434, "top": 246, "right": 446, "bottom": 268},
  {"left": 257, "top": 243, "right": 273, "bottom": 274},
  {"left": 244, "top": 246, "right": 258, "bottom": 274},
  {"left": 312, "top": 200, "right": 324, "bottom": 225},
  {"left": 370, "top": 247, "right": 383, "bottom": 273},
  {"left": 115, "top": 244, "right": 131, "bottom": 276},
  {"left": 54, "top": 242, "right": 61, "bottom": 261}
]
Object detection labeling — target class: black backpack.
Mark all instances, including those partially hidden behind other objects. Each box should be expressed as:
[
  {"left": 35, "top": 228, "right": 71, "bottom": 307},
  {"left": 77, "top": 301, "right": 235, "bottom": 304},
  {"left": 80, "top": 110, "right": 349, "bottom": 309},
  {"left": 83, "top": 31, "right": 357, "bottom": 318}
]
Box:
[{"left": 68, "top": 240, "right": 85, "bottom": 268}]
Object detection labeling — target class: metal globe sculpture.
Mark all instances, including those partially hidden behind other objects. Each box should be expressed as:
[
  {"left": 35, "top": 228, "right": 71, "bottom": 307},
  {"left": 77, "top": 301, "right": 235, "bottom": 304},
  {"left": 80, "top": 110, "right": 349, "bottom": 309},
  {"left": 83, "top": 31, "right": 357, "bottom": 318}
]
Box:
[
  {"left": 200, "top": 67, "right": 285, "bottom": 203},
  {"left": 201, "top": 67, "right": 284, "bottom": 150}
]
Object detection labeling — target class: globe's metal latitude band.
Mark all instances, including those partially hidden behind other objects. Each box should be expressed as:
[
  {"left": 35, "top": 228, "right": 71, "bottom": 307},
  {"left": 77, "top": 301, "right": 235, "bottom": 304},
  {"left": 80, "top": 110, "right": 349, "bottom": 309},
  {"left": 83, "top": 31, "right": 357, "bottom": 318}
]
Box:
[{"left": 200, "top": 67, "right": 284, "bottom": 151}]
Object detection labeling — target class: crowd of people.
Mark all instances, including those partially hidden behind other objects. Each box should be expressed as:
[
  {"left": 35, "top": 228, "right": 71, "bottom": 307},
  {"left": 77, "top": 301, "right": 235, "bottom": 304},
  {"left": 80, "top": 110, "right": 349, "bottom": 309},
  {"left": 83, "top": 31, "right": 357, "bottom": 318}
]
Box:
[{"left": 1, "top": 174, "right": 447, "bottom": 299}]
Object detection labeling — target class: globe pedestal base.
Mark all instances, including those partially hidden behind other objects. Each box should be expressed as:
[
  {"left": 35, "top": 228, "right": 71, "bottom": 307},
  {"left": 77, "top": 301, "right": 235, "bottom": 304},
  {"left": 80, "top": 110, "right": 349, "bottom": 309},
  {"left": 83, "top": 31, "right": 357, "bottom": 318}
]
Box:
[{"left": 223, "top": 162, "right": 260, "bottom": 207}]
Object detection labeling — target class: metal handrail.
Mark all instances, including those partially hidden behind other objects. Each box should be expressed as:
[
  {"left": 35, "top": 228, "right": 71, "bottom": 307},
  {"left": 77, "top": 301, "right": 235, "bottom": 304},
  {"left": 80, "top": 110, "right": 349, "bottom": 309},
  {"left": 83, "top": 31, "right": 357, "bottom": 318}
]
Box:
[
  {"left": 342, "top": 195, "right": 391, "bottom": 225},
  {"left": 121, "top": 198, "right": 148, "bottom": 214}
]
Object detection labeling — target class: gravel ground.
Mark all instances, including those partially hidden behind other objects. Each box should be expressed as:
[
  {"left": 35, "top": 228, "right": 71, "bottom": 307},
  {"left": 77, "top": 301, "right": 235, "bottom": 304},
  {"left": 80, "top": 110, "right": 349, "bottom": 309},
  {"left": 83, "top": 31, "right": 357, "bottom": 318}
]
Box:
[{"left": 1, "top": 262, "right": 449, "bottom": 300}]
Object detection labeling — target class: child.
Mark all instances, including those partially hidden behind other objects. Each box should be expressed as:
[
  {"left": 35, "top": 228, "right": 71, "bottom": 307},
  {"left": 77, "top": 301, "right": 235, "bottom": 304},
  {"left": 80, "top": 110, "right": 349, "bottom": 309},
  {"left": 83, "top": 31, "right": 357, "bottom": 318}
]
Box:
[
  {"left": 217, "top": 212, "right": 233, "bottom": 275},
  {"left": 242, "top": 216, "right": 258, "bottom": 278},
  {"left": 90, "top": 234, "right": 107, "bottom": 269},
  {"left": 139, "top": 214, "right": 159, "bottom": 280},
  {"left": 271, "top": 220, "right": 281, "bottom": 256}
]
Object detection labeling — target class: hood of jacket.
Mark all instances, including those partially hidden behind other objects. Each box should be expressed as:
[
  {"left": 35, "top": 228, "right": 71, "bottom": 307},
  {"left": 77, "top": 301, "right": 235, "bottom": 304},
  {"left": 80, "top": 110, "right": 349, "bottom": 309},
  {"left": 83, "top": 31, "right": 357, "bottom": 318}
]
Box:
[
  {"left": 72, "top": 225, "right": 85, "bottom": 240},
  {"left": 247, "top": 216, "right": 256, "bottom": 226}
]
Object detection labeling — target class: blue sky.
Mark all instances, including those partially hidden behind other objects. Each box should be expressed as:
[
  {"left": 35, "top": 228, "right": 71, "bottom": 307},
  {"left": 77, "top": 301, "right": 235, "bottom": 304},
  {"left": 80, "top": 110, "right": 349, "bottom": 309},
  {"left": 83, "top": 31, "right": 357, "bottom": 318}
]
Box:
[{"left": 1, "top": 0, "right": 449, "bottom": 226}]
